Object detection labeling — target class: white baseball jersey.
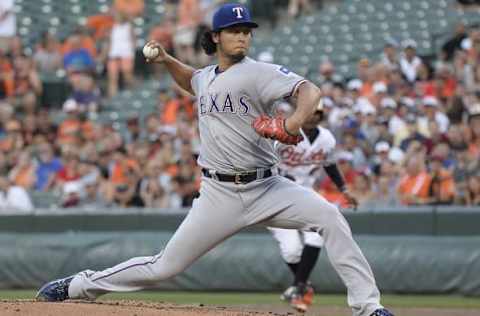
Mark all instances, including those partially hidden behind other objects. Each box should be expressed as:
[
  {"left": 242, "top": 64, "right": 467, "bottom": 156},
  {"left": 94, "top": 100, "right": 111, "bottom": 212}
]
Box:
[
  {"left": 190, "top": 57, "right": 306, "bottom": 173},
  {"left": 276, "top": 126, "right": 336, "bottom": 187}
]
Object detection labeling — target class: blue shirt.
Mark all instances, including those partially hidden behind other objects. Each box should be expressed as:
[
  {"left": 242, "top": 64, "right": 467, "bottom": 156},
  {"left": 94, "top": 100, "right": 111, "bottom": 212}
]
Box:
[
  {"left": 35, "top": 158, "right": 63, "bottom": 191},
  {"left": 63, "top": 49, "right": 95, "bottom": 72}
]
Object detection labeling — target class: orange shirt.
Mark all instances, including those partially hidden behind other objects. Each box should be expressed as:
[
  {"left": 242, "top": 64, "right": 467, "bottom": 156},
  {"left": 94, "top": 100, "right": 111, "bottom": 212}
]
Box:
[
  {"left": 431, "top": 169, "right": 455, "bottom": 202},
  {"left": 161, "top": 97, "right": 195, "bottom": 125},
  {"left": 0, "top": 59, "right": 14, "bottom": 97},
  {"left": 12, "top": 165, "right": 35, "bottom": 189},
  {"left": 110, "top": 159, "right": 140, "bottom": 185},
  {"left": 87, "top": 14, "right": 114, "bottom": 40},
  {"left": 397, "top": 171, "right": 432, "bottom": 205},
  {"left": 319, "top": 189, "right": 349, "bottom": 208},
  {"left": 58, "top": 119, "right": 81, "bottom": 145}
]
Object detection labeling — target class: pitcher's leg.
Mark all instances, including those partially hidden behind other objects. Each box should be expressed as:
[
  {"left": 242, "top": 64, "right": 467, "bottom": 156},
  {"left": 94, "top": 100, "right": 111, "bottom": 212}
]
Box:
[
  {"left": 261, "top": 179, "right": 382, "bottom": 316},
  {"left": 69, "top": 184, "right": 246, "bottom": 300}
]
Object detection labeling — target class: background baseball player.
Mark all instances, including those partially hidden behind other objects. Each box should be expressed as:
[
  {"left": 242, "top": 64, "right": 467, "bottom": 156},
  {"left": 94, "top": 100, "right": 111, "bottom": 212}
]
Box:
[
  {"left": 270, "top": 100, "right": 358, "bottom": 312},
  {"left": 36, "top": 3, "right": 393, "bottom": 316}
]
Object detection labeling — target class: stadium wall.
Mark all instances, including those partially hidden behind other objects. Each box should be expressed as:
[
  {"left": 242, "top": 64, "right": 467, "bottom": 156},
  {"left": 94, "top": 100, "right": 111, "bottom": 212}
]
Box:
[{"left": 1, "top": 208, "right": 479, "bottom": 295}]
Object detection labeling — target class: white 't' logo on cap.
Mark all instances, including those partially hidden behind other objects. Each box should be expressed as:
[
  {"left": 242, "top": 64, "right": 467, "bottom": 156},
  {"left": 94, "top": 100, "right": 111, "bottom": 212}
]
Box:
[{"left": 232, "top": 7, "right": 244, "bottom": 18}]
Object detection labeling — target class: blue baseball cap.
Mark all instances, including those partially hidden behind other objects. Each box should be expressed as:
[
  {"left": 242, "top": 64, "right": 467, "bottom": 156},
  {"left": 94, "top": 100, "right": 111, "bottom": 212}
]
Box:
[{"left": 212, "top": 3, "right": 258, "bottom": 32}]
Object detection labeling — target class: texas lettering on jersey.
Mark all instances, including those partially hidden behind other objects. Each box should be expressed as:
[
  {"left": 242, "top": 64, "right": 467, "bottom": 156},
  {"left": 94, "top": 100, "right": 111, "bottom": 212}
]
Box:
[{"left": 198, "top": 93, "right": 250, "bottom": 116}]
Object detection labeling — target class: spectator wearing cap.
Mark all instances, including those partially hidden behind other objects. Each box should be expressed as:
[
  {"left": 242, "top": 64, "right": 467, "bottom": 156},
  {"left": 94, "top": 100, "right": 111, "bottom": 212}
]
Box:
[
  {"left": 397, "top": 154, "right": 432, "bottom": 205},
  {"left": 371, "top": 141, "right": 391, "bottom": 174},
  {"left": 57, "top": 99, "right": 82, "bottom": 146},
  {"left": 370, "top": 81, "right": 388, "bottom": 107},
  {"left": 417, "top": 96, "right": 450, "bottom": 136},
  {"left": 380, "top": 40, "right": 399, "bottom": 71},
  {"left": 399, "top": 115, "right": 425, "bottom": 152},
  {"left": 399, "top": 39, "right": 423, "bottom": 83},
  {"left": 358, "top": 100, "right": 380, "bottom": 147},
  {"left": 341, "top": 133, "right": 368, "bottom": 170},
  {"left": 379, "top": 97, "right": 405, "bottom": 140}
]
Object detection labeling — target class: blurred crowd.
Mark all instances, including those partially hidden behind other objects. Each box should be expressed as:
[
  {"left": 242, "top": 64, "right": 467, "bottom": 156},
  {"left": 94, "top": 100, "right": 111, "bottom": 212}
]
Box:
[
  {"left": 0, "top": 0, "right": 479, "bottom": 213},
  {"left": 298, "top": 23, "right": 480, "bottom": 208}
]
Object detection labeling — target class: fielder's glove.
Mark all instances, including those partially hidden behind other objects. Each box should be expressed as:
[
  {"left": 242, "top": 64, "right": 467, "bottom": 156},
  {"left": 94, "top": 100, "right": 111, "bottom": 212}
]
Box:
[{"left": 252, "top": 115, "right": 303, "bottom": 145}]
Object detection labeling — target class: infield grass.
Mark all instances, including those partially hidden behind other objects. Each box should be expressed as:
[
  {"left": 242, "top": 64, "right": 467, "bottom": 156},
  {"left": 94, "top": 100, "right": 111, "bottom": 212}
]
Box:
[{"left": 1, "top": 290, "right": 479, "bottom": 309}]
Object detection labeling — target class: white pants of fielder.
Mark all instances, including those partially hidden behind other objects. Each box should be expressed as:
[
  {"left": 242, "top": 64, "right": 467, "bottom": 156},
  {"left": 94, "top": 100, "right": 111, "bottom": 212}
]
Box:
[
  {"left": 268, "top": 227, "right": 324, "bottom": 264},
  {"left": 68, "top": 175, "right": 382, "bottom": 316}
]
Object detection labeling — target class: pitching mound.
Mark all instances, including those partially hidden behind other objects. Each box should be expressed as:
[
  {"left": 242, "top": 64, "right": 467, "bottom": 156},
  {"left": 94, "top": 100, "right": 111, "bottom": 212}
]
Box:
[
  {"left": 1, "top": 300, "right": 479, "bottom": 316},
  {"left": 0, "top": 300, "right": 283, "bottom": 316}
]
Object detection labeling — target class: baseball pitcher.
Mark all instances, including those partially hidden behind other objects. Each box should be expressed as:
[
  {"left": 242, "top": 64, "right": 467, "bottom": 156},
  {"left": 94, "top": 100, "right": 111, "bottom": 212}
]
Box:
[{"left": 37, "top": 4, "right": 393, "bottom": 316}]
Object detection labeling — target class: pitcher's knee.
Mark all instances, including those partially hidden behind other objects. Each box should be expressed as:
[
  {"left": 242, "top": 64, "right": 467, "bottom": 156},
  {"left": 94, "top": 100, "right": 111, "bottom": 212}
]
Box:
[{"left": 150, "top": 254, "right": 189, "bottom": 281}]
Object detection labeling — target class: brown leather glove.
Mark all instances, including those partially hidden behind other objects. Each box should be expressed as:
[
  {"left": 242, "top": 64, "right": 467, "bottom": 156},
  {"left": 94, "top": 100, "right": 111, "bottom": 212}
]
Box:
[{"left": 252, "top": 115, "right": 303, "bottom": 145}]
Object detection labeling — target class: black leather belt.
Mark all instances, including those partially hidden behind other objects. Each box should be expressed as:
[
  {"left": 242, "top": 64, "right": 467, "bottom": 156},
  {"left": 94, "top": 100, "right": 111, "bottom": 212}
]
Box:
[{"left": 202, "top": 168, "right": 273, "bottom": 184}]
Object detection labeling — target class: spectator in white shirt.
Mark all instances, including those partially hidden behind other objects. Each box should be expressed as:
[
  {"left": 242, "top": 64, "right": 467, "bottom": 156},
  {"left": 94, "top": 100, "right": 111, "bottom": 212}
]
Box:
[
  {"left": 400, "top": 39, "right": 423, "bottom": 83},
  {"left": 0, "top": 175, "right": 33, "bottom": 214},
  {"left": 0, "top": 0, "right": 15, "bottom": 53}
]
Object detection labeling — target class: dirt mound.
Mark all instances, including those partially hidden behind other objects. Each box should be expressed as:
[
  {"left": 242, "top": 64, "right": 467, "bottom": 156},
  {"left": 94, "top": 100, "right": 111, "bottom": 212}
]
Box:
[
  {"left": 1, "top": 299, "right": 480, "bottom": 316},
  {"left": 0, "top": 300, "right": 286, "bottom": 316}
]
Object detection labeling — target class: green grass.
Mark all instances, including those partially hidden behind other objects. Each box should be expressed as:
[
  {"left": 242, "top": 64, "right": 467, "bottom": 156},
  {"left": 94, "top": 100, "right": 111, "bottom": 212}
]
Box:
[{"left": 1, "top": 290, "right": 480, "bottom": 309}]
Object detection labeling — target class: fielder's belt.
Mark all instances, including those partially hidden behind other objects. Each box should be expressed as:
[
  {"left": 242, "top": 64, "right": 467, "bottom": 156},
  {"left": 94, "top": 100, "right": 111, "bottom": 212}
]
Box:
[{"left": 202, "top": 168, "right": 273, "bottom": 184}]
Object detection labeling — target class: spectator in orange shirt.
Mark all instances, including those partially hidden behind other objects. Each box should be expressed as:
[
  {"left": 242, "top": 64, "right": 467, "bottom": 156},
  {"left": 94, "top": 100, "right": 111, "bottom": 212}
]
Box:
[
  {"left": 86, "top": 12, "right": 114, "bottom": 41},
  {"left": 8, "top": 149, "right": 36, "bottom": 190},
  {"left": 57, "top": 99, "right": 82, "bottom": 146},
  {"left": 161, "top": 91, "right": 195, "bottom": 125},
  {"left": 0, "top": 50, "right": 14, "bottom": 99},
  {"left": 428, "top": 155, "right": 455, "bottom": 205},
  {"left": 397, "top": 155, "right": 432, "bottom": 205}
]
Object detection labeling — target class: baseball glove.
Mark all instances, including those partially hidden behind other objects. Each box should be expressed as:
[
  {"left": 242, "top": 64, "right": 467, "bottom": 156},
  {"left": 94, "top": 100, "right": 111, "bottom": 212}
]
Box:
[{"left": 252, "top": 115, "right": 303, "bottom": 145}]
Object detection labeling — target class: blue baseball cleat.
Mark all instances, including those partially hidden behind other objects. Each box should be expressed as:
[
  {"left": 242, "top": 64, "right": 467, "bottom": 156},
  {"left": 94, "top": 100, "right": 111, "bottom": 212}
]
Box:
[
  {"left": 35, "top": 276, "right": 74, "bottom": 302},
  {"left": 370, "top": 308, "right": 395, "bottom": 316}
]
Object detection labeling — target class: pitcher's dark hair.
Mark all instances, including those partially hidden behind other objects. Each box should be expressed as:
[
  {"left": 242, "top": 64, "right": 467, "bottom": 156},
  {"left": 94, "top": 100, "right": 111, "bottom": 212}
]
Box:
[{"left": 200, "top": 30, "right": 217, "bottom": 56}]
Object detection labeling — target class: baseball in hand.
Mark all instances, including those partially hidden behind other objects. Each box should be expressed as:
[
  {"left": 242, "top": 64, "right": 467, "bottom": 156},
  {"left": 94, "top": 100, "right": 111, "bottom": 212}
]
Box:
[{"left": 143, "top": 45, "right": 159, "bottom": 59}]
